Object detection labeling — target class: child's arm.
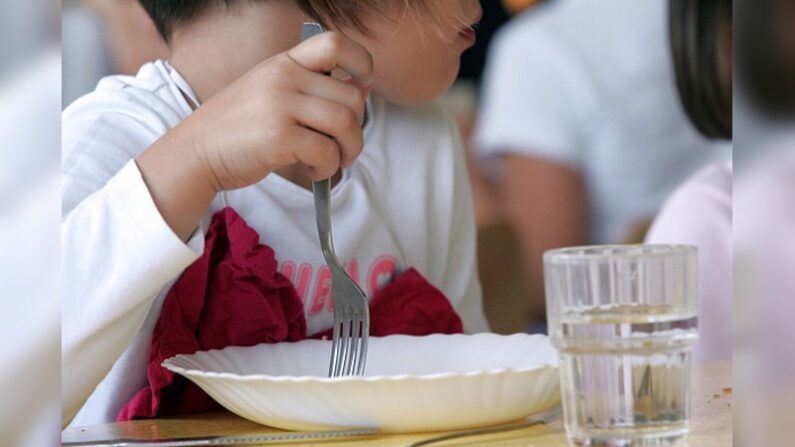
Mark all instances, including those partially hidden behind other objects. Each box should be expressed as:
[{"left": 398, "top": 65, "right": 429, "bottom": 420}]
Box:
[{"left": 62, "top": 162, "right": 203, "bottom": 426}]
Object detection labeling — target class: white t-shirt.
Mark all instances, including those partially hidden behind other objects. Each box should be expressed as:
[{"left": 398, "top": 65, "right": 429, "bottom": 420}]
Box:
[
  {"left": 645, "top": 159, "right": 732, "bottom": 362},
  {"left": 62, "top": 60, "right": 489, "bottom": 426},
  {"left": 473, "top": 0, "right": 730, "bottom": 243}
]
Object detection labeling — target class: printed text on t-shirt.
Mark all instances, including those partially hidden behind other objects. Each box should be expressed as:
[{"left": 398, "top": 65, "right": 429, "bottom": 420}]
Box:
[{"left": 279, "top": 255, "right": 397, "bottom": 315}]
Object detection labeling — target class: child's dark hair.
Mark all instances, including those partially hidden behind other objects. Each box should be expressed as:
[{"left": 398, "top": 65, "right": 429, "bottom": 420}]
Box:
[
  {"left": 138, "top": 0, "right": 429, "bottom": 41},
  {"left": 669, "top": 0, "right": 732, "bottom": 140},
  {"left": 736, "top": 0, "right": 795, "bottom": 118}
]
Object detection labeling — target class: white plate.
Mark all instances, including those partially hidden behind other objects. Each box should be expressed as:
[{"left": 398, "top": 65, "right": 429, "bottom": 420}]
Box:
[{"left": 163, "top": 333, "right": 560, "bottom": 433}]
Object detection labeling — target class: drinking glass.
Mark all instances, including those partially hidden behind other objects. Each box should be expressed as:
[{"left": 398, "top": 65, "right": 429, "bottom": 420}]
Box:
[{"left": 544, "top": 245, "right": 698, "bottom": 446}]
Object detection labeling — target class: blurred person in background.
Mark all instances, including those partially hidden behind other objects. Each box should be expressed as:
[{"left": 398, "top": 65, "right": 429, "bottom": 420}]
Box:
[
  {"left": 0, "top": 58, "right": 61, "bottom": 447},
  {"left": 0, "top": 0, "right": 54, "bottom": 80},
  {"left": 0, "top": 0, "right": 61, "bottom": 444},
  {"left": 732, "top": 0, "right": 795, "bottom": 443},
  {"left": 732, "top": 0, "right": 795, "bottom": 167},
  {"left": 62, "top": 0, "right": 167, "bottom": 106},
  {"left": 473, "top": 0, "right": 729, "bottom": 329},
  {"left": 645, "top": 0, "right": 732, "bottom": 363}
]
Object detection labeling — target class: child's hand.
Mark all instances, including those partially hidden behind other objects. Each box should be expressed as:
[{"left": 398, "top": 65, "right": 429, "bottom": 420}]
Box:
[
  {"left": 136, "top": 32, "right": 373, "bottom": 240},
  {"left": 183, "top": 31, "right": 374, "bottom": 191}
]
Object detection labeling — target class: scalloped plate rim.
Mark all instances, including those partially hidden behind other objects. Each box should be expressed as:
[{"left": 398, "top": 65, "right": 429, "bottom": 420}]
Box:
[{"left": 162, "top": 333, "right": 559, "bottom": 383}]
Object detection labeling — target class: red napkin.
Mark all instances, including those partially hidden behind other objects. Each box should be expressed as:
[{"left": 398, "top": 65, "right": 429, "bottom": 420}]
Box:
[
  {"left": 118, "top": 207, "right": 462, "bottom": 421},
  {"left": 310, "top": 268, "right": 463, "bottom": 340}
]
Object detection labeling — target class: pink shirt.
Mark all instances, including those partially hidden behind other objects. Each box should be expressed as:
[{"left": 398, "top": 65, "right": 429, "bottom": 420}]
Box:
[
  {"left": 646, "top": 160, "right": 732, "bottom": 362},
  {"left": 735, "top": 150, "right": 795, "bottom": 381}
]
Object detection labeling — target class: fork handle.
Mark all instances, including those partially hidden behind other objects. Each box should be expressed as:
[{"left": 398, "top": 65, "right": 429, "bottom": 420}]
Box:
[
  {"left": 305, "top": 23, "right": 346, "bottom": 276},
  {"left": 312, "top": 178, "right": 344, "bottom": 274}
]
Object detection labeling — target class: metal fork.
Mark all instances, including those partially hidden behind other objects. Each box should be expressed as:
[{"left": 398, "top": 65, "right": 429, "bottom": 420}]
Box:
[{"left": 304, "top": 22, "right": 370, "bottom": 378}]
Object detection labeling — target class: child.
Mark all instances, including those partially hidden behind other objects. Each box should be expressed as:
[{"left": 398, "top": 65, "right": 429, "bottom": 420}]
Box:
[
  {"left": 646, "top": 0, "right": 732, "bottom": 362},
  {"left": 62, "top": 0, "right": 488, "bottom": 426}
]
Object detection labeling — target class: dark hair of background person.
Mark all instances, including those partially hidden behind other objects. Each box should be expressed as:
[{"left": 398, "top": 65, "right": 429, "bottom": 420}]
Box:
[
  {"left": 669, "top": 0, "right": 733, "bottom": 140},
  {"left": 736, "top": 0, "right": 795, "bottom": 119}
]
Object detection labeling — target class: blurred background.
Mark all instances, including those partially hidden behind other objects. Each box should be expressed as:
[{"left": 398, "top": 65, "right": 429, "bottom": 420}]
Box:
[
  {"left": 0, "top": 0, "right": 60, "bottom": 445},
  {"left": 0, "top": 0, "right": 792, "bottom": 443}
]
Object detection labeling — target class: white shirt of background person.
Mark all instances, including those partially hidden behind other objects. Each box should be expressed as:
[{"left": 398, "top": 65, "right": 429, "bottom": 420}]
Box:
[{"left": 474, "top": 0, "right": 729, "bottom": 244}]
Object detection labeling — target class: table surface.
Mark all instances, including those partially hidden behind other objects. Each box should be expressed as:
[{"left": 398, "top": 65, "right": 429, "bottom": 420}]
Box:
[{"left": 63, "top": 362, "right": 732, "bottom": 446}]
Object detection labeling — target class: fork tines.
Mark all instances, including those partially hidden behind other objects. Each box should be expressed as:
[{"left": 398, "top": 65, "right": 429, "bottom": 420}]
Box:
[{"left": 329, "top": 305, "right": 369, "bottom": 377}]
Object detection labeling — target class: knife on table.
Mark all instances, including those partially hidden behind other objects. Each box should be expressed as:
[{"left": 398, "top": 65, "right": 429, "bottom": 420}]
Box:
[{"left": 62, "top": 427, "right": 380, "bottom": 447}]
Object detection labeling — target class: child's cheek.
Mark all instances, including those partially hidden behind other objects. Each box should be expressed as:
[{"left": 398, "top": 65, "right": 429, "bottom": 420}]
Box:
[{"left": 369, "top": 33, "right": 461, "bottom": 104}]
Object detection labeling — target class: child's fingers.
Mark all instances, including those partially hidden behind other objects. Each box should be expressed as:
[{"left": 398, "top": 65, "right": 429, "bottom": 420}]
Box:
[
  {"left": 297, "top": 71, "right": 367, "bottom": 125},
  {"left": 292, "top": 95, "right": 364, "bottom": 169},
  {"left": 287, "top": 32, "right": 374, "bottom": 90},
  {"left": 287, "top": 126, "right": 343, "bottom": 181}
]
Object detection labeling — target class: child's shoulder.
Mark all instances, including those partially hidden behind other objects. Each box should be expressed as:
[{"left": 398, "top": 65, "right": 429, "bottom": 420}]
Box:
[
  {"left": 62, "top": 61, "right": 192, "bottom": 189},
  {"left": 63, "top": 60, "right": 189, "bottom": 133}
]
